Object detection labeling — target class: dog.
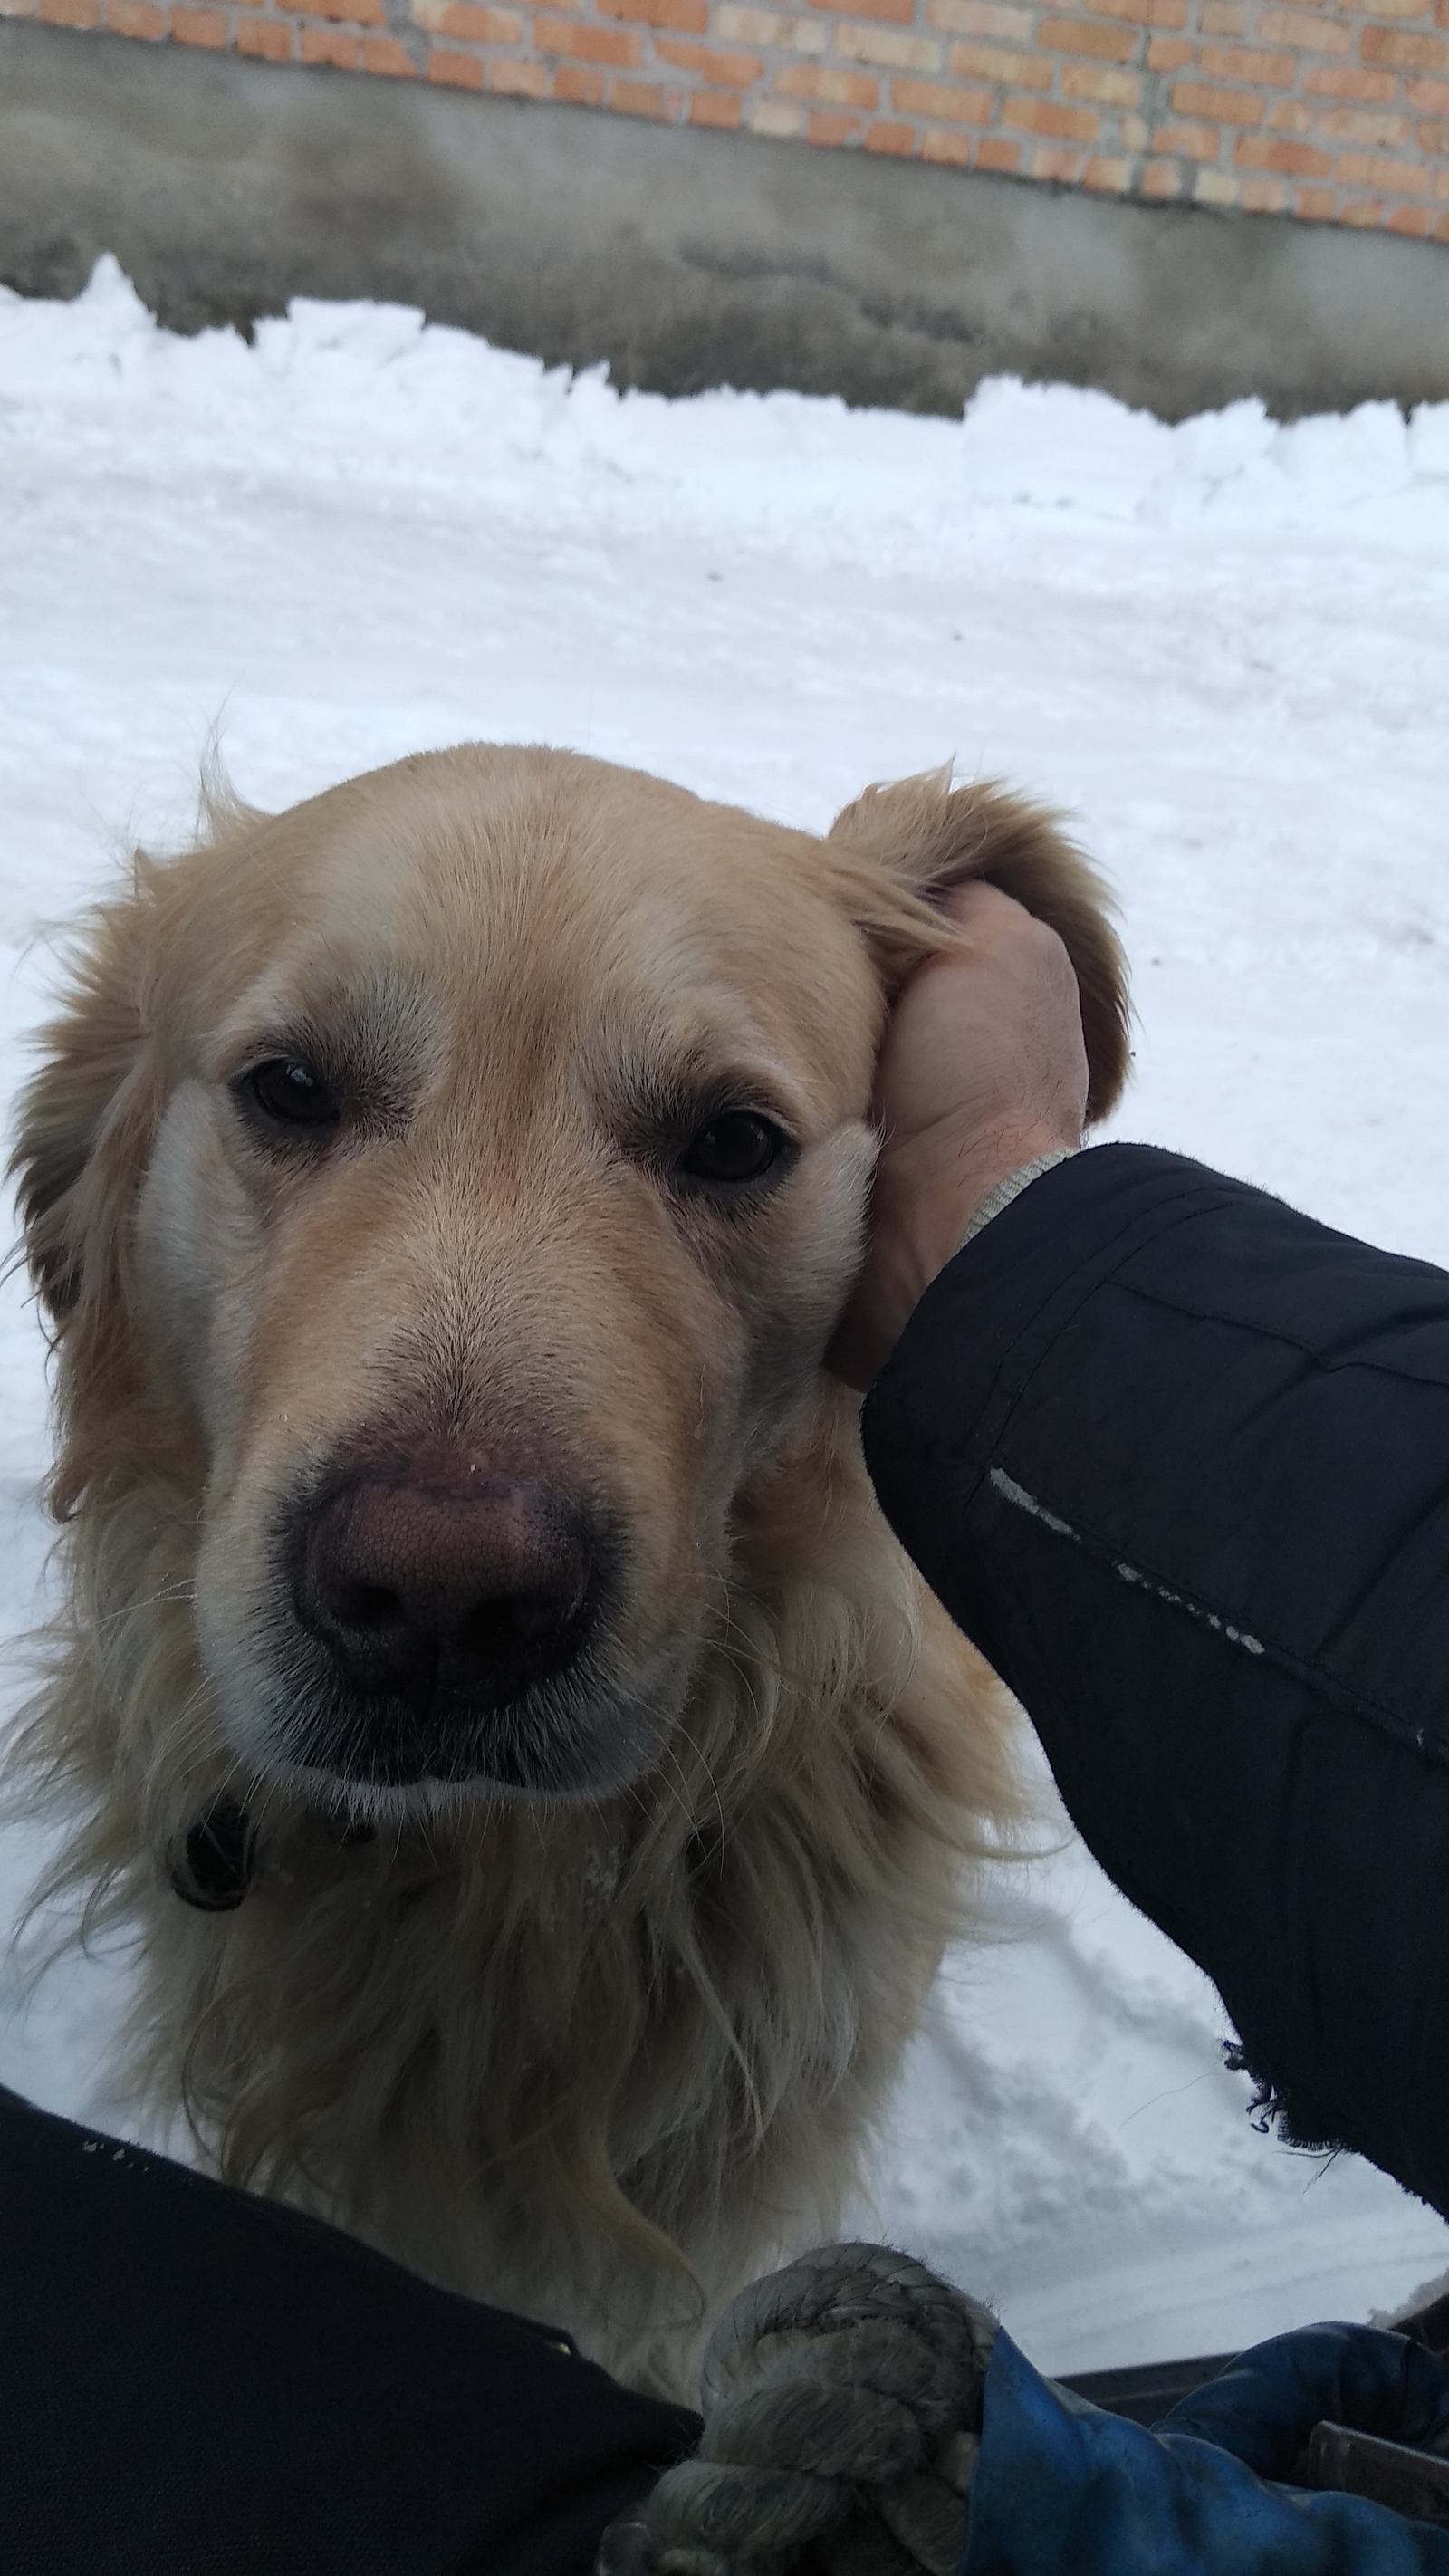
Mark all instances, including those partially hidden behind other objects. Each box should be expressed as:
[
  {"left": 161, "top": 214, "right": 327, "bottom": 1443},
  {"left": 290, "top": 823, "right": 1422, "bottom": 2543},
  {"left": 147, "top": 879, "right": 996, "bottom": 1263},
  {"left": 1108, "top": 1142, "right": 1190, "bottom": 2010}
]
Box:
[{"left": 8, "top": 746, "right": 1127, "bottom": 2394}]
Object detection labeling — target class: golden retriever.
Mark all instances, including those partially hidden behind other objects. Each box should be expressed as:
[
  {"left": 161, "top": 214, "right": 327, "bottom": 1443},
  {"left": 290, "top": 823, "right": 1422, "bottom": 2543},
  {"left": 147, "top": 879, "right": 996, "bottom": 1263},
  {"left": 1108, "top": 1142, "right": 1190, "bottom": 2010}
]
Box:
[{"left": 9, "top": 746, "right": 1127, "bottom": 2395}]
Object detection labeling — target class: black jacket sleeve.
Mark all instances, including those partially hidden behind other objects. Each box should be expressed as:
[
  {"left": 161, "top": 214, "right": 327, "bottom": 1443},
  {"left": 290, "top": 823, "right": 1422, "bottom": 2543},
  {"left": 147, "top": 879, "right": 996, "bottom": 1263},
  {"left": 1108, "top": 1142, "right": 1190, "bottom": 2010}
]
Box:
[
  {"left": 861, "top": 1143, "right": 1449, "bottom": 2220},
  {"left": 0, "top": 2083, "right": 697, "bottom": 2575}
]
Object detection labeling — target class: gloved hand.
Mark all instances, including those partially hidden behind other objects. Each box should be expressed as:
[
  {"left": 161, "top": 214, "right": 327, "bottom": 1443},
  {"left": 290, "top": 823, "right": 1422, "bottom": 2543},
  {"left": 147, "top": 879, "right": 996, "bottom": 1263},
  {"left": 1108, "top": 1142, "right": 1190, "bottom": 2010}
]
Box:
[
  {"left": 596, "top": 2241, "right": 996, "bottom": 2575},
  {"left": 600, "top": 2243, "right": 1449, "bottom": 2576}
]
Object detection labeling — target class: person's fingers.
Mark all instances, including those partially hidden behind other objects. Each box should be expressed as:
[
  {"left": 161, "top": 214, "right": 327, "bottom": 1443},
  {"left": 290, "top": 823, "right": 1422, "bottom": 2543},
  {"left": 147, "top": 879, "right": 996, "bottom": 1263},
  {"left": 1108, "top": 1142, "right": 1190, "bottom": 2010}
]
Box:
[
  {"left": 827, "top": 882, "right": 1089, "bottom": 1389},
  {"left": 871, "top": 887, "right": 1087, "bottom": 1147}
]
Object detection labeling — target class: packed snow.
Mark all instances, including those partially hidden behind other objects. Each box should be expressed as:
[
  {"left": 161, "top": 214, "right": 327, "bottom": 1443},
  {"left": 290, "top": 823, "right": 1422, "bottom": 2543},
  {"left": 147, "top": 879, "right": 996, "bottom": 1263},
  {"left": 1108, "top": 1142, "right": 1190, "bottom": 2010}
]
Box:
[{"left": 3, "top": 255, "right": 1449, "bottom": 2375}]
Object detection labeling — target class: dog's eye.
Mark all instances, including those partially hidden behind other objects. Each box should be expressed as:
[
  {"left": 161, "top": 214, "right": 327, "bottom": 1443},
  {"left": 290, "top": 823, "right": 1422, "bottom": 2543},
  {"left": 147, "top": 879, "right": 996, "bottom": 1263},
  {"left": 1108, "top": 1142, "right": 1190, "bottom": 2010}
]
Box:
[
  {"left": 677, "top": 1112, "right": 786, "bottom": 1187},
  {"left": 239, "top": 1058, "right": 341, "bottom": 1134}
]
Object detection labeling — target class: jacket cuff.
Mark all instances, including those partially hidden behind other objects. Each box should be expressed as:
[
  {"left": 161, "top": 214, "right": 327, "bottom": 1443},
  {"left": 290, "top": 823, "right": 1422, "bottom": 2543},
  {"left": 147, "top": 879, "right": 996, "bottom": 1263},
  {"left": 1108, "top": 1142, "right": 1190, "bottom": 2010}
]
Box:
[
  {"left": 953, "top": 1145, "right": 1080, "bottom": 1256},
  {"left": 860, "top": 1144, "right": 1250, "bottom": 1593}
]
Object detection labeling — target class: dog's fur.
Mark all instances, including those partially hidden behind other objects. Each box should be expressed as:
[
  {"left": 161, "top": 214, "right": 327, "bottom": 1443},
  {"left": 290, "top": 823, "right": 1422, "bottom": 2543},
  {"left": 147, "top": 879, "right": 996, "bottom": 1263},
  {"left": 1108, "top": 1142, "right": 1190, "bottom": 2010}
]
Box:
[{"left": 8, "top": 747, "right": 1127, "bottom": 2394}]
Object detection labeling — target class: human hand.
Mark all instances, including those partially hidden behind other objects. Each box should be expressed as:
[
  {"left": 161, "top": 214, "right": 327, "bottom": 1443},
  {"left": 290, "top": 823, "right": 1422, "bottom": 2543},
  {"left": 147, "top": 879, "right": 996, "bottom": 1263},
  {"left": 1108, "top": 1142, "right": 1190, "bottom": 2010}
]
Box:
[
  {"left": 596, "top": 2241, "right": 995, "bottom": 2576},
  {"left": 829, "top": 882, "right": 1089, "bottom": 1389}
]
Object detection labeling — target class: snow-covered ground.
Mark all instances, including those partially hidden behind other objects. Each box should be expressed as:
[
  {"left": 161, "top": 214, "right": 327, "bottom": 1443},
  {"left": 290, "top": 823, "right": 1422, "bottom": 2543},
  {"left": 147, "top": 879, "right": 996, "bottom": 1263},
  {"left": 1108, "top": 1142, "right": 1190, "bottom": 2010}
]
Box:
[{"left": 3, "top": 257, "right": 1448, "bottom": 2375}]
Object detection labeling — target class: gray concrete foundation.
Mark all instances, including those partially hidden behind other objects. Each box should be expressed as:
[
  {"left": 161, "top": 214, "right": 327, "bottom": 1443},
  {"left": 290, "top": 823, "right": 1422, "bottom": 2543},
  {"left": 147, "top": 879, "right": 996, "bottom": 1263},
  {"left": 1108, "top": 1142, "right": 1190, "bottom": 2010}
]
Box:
[{"left": 2, "top": 19, "right": 1447, "bottom": 419}]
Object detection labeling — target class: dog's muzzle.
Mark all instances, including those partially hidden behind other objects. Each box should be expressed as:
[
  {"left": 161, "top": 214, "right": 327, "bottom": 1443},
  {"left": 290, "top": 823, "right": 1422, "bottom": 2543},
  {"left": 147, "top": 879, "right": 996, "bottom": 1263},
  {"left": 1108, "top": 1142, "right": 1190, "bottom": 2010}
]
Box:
[{"left": 285, "top": 1453, "right": 607, "bottom": 1790}]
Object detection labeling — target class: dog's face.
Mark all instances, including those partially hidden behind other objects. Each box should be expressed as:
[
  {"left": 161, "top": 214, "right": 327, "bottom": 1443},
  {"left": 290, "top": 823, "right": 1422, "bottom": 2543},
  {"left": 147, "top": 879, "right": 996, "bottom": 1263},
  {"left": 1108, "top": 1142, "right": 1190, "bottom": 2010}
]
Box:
[
  {"left": 17, "top": 746, "right": 1127, "bottom": 1821},
  {"left": 113, "top": 751, "right": 886, "bottom": 1809}
]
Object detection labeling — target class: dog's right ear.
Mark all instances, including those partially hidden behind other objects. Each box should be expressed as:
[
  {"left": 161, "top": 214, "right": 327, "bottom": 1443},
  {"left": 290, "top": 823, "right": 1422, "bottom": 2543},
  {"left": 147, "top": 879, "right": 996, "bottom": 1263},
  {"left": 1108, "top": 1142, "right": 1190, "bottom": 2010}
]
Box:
[
  {"left": 10, "top": 870, "right": 163, "bottom": 1354},
  {"left": 827, "top": 769, "right": 1130, "bottom": 1126}
]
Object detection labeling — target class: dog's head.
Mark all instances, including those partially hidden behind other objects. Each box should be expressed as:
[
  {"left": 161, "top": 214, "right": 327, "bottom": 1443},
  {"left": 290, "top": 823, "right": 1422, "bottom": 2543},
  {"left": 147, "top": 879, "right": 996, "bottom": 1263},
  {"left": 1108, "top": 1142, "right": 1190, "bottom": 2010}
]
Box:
[{"left": 14, "top": 748, "right": 1127, "bottom": 1819}]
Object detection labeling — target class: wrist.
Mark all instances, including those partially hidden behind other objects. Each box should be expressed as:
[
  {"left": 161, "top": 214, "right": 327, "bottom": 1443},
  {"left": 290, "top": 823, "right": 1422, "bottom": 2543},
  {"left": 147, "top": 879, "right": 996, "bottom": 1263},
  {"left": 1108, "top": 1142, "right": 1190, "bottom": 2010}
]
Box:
[
  {"left": 826, "top": 1116, "right": 1082, "bottom": 1390},
  {"left": 876, "top": 1114, "right": 1080, "bottom": 1305}
]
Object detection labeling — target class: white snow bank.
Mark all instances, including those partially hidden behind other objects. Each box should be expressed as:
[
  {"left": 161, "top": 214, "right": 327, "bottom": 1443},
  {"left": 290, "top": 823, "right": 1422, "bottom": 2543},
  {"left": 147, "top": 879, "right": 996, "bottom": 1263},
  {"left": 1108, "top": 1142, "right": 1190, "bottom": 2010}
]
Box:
[
  {"left": 3, "top": 255, "right": 1446, "bottom": 562},
  {"left": 2, "top": 264, "right": 1449, "bottom": 2372}
]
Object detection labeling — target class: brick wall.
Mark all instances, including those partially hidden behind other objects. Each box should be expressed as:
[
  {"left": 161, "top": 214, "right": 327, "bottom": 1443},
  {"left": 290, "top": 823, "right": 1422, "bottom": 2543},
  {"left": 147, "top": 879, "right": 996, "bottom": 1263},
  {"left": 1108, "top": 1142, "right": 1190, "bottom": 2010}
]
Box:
[{"left": 12, "top": 0, "right": 1449, "bottom": 242}]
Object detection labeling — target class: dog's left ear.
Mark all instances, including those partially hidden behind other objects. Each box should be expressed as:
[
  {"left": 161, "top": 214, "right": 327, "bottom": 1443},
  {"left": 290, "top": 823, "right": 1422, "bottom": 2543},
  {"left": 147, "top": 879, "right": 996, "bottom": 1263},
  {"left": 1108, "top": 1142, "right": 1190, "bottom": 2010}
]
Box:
[
  {"left": 829, "top": 769, "right": 1130, "bottom": 1125},
  {"left": 11, "top": 881, "right": 160, "bottom": 1334}
]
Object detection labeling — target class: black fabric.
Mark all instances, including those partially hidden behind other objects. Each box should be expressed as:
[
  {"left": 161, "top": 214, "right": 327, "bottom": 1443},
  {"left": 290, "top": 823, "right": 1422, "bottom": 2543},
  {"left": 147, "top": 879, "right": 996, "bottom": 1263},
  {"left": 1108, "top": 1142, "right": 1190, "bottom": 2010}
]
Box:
[
  {"left": 0, "top": 2083, "right": 698, "bottom": 2575},
  {"left": 862, "top": 1142, "right": 1449, "bottom": 2220}
]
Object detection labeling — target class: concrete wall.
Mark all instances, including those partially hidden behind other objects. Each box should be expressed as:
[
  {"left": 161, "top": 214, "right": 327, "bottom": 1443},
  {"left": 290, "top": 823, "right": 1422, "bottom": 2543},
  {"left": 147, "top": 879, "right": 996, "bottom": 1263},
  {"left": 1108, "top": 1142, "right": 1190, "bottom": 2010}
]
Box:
[
  {"left": 3, "top": 19, "right": 1448, "bottom": 415},
  {"left": 10, "top": 0, "right": 1449, "bottom": 242}
]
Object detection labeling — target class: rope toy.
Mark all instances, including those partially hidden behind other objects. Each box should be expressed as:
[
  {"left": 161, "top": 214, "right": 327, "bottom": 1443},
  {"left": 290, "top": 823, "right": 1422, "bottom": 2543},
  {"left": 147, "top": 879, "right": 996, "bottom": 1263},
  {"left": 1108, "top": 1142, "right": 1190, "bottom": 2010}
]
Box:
[{"left": 598, "top": 2241, "right": 998, "bottom": 2576}]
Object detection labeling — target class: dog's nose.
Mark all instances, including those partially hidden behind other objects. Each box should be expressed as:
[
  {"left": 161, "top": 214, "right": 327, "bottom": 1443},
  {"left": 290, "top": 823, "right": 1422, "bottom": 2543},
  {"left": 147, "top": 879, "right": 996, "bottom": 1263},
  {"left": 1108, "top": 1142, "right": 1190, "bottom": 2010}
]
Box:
[{"left": 293, "top": 1465, "right": 597, "bottom": 1712}]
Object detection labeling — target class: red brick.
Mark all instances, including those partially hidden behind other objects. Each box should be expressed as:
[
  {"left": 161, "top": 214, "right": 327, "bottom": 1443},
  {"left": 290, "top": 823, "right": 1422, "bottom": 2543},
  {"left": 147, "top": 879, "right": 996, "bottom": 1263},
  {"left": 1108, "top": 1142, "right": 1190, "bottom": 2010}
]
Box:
[
  {"left": 1422, "top": 118, "right": 1449, "bottom": 147},
  {"left": 552, "top": 59, "right": 605, "bottom": 98},
  {"left": 279, "top": 0, "right": 382, "bottom": 16},
  {"left": 533, "top": 12, "right": 640, "bottom": 62},
  {"left": 975, "top": 132, "right": 1021, "bottom": 166},
  {"left": 655, "top": 36, "right": 763, "bottom": 79},
  {"left": 1200, "top": 2, "right": 1244, "bottom": 32},
  {"left": 609, "top": 75, "right": 671, "bottom": 111},
  {"left": 926, "top": 0, "right": 1030, "bottom": 30},
  {"left": 1339, "top": 197, "right": 1386, "bottom": 225},
  {"left": 806, "top": 0, "right": 912, "bottom": 19},
  {"left": 489, "top": 53, "right": 547, "bottom": 88},
  {"left": 299, "top": 24, "right": 358, "bottom": 62},
  {"left": 1152, "top": 116, "right": 1219, "bottom": 153},
  {"left": 920, "top": 123, "right": 974, "bottom": 159},
  {"left": 1003, "top": 91, "right": 1099, "bottom": 136},
  {"left": 1030, "top": 141, "right": 1085, "bottom": 177},
  {"left": 1146, "top": 34, "right": 1192, "bottom": 67},
  {"left": 948, "top": 36, "right": 1050, "bottom": 82},
  {"left": 1315, "top": 106, "right": 1408, "bottom": 142},
  {"left": 597, "top": 0, "right": 706, "bottom": 27},
  {"left": 429, "top": 43, "right": 483, "bottom": 82},
  {"left": 105, "top": 0, "right": 163, "bottom": 30},
  {"left": 1140, "top": 157, "right": 1182, "bottom": 193},
  {"left": 1387, "top": 202, "right": 1437, "bottom": 231},
  {"left": 1258, "top": 7, "right": 1351, "bottom": 48},
  {"left": 1234, "top": 131, "right": 1332, "bottom": 170},
  {"left": 1302, "top": 62, "right": 1396, "bottom": 99},
  {"left": 1293, "top": 183, "right": 1337, "bottom": 216},
  {"left": 235, "top": 14, "right": 291, "bottom": 53},
  {"left": 1266, "top": 97, "right": 1313, "bottom": 130},
  {"left": 1084, "top": 0, "right": 1185, "bottom": 25},
  {"left": 1038, "top": 12, "right": 1135, "bottom": 59},
  {"left": 689, "top": 85, "right": 743, "bottom": 121},
  {"left": 1061, "top": 62, "right": 1140, "bottom": 101},
  {"left": 890, "top": 72, "right": 993, "bottom": 119},
  {"left": 360, "top": 31, "right": 417, "bottom": 69},
  {"left": 1333, "top": 149, "right": 1431, "bottom": 187},
  {"left": 169, "top": 3, "right": 226, "bottom": 40},
  {"left": 1172, "top": 79, "right": 1263, "bottom": 122},
  {"left": 1240, "top": 175, "right": 1290, "bottom": 208},
  {"left": 775, "top": 61, "right": 878, "bottom": 101},
  {"left": 1199, "top": 43, "right": 1295, "bottom": 84},
  {"left": 1082, "top": 149, "right": 1134, "bottom": 185},
  {"left": 864, "top": 116, "right": 916, "bottom": 149},
  {"left": 426, "top": 3, "right": 522, "bottom": 39},
  {"left": 37, "top": 0, "right": 97, "bottom": 22},
  {"left": 835, "top": 24, "right": 942, "bottom": 71},
  {"left": 805, "top": 108, "right": 862, "bottom": 139},
  {"left": 1361, "top": 28, "right": 1449, "bottom": 70},
  {"left": 1406, "top": 75, "right": 1449, "bottom": 106}
]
